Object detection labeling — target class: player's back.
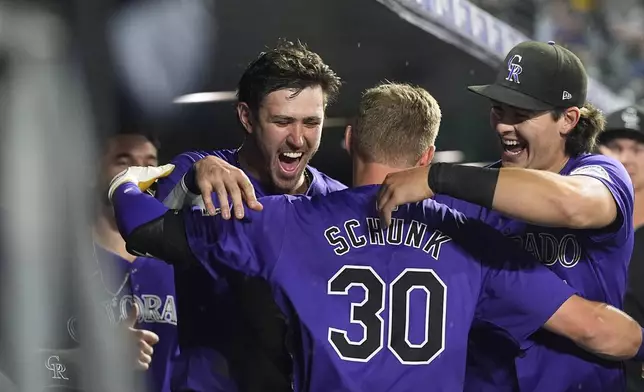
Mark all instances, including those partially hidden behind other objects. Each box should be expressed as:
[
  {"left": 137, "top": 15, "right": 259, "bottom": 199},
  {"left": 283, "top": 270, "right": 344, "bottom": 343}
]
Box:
[
  {"left": 184, "top": 186, "right": 576, "bottom": 391},
  {"left": 270, "top": 187, "right": 481, "bottom": 391},
  {"left": 245, "top": 186, "right": 569, "bottom": 392}
]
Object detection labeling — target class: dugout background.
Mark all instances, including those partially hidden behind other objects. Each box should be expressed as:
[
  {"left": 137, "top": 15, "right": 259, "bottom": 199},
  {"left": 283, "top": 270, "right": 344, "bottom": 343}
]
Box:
[{"left": 96, "top": 0, "right": 505, "bottom": 186}]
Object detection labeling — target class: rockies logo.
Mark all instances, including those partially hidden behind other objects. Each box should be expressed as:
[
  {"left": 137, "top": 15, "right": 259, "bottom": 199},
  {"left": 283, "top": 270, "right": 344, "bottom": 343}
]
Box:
[{"left": 505, "top": 54, "right": 523, "bottom": 84}]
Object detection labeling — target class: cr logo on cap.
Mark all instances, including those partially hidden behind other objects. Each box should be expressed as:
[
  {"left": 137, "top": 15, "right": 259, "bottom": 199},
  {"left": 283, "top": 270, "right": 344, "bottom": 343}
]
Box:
[{"left": 505, "top": 54, "right": 523, "bottom": 84}]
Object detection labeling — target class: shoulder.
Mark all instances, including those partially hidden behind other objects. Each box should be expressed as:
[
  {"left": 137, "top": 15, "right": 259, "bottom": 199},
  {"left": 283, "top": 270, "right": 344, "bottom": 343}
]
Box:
[
  {"left": 433, "top": 194, "right": 488, "bottom": 220},
  {"left": 280, "top": 186, "right": 377, "bottom": 221},
  {"left": 568, "top": 153, "right": 628, "bottom": 182},
  {"left": 413, "top": 200, "right": 515, "bottom": 256},
  {"left": 307, "top": 166, "right": 347, "bottom": 194},
  {"left": 392, "top": 198, "right": 469, "bottom": 231}
]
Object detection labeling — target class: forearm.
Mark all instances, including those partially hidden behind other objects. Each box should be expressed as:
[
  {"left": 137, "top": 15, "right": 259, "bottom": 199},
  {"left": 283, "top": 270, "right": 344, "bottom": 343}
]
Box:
[
  {"left": 112, "top": 183, "right": 197, "bottom": 267},
  {"left": 574, "top": 302, "right": 641, "bottom": 361},
  {"left": 113, "top": 183, "right": 169, "bottom": 239},
  {"left": 429, "top": 164, "right": 606, "bottom": 228}
]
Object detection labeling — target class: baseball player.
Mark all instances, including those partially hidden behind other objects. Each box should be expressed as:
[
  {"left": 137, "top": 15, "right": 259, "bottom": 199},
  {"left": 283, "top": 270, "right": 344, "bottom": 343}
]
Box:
[
  {"left": 93, "top": 131, "right": 177, "bottom": 392},
  {"left": 155, "top": 40, "right": 345, "bottom": 392},
  {"left": 377, "top": 41, "right": 633, "bottom": 392}
]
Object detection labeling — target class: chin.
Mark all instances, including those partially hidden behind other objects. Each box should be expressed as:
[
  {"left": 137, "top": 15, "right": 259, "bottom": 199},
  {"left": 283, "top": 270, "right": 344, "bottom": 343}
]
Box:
[
  {"left": 500, "top": 159, "right": 520, "bottom": 168},
  {"left": 501, "top": 155, "right": 530, "bottom": 169},
  {"left": 271, "top": 174, "right": 304, "bottom": 194}
]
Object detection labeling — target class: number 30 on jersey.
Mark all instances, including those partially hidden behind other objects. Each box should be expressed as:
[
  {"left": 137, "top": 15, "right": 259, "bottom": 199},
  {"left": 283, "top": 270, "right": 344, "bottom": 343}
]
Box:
[{"left": 327, "top": 265, "right": 446, "bottom": 365}]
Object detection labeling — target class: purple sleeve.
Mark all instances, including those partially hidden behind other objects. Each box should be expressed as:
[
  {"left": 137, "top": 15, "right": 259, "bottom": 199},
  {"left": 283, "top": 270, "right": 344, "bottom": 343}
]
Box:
[
  {"left": 113, "top": 183, "right": 169, "bottom": 238},
  {"left": 568, "top": 155, "right": 634, "bottom": 243},
  {"left": 156, "top": 150, "right": 237, "bottom": 202},
  {"left": 155, "top": 151, "right": 209, "bottom": 202},
  {"left": 182, "top": 196, "right": 289, "bottom": 279},
  {"left": 452, "top": 218, "right": 577, "bottom": 347}
]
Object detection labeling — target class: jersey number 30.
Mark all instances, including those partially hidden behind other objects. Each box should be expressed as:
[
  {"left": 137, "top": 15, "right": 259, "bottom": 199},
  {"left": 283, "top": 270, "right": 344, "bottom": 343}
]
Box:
[{"left": 328, "top": 266, "right": 446, "bottom": 365}]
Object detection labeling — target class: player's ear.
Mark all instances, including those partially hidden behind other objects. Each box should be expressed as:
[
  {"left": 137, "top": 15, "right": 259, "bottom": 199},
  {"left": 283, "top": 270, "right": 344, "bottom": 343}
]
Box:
[
  {"left": 560, "top": 106, "right": 581, "bottom": 135},
  {"left": 417, "top": 145, "right": 435, "bottom": 166},
  {"left": 344, "top": 125, "right": 352, "bottom": 156},
  {"left": 237, "top": 102, "right": 253, "bottom": 135}
]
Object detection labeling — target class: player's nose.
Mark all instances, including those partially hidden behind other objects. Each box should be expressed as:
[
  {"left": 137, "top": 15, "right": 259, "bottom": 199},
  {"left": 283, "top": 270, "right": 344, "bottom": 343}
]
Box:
[
  {"left": 286, "top": 125, "right": 305, "bottom": 149},
  {"left": 495, "top": 121, "right": 515, "bottom": 135}
]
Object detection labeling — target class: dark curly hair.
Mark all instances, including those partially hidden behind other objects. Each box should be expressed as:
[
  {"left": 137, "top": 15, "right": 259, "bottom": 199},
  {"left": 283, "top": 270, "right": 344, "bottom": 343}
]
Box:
[
  {"left": 552, "top": 102, "right": 606, "bottom": 156},
  {"left": 237, "top": 39, "right": 342, "bottom": 114}
]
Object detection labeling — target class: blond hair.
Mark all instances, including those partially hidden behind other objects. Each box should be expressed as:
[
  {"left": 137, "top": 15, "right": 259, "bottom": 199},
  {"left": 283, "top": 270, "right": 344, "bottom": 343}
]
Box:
[
  {"left": 552, "top": 102, "right": 606, "bottom": 156},
  {"left": 351, "top": 82, "right": 442, "bottom": 167}
]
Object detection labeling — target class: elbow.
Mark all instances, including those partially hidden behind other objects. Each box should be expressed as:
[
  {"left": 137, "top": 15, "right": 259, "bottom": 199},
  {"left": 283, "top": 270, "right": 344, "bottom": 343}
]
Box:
[
  {"left": 574, "top": 319, "right": 603, "bottom": 352},
  {"left": 560, "top": 202, "right": 593, "bottom": 229},
  {"left": 555, "top": 189, "right": 602, "bottom": 229},
  {"left": 623, "top": 320, "right": 643, "bottom": 359}
]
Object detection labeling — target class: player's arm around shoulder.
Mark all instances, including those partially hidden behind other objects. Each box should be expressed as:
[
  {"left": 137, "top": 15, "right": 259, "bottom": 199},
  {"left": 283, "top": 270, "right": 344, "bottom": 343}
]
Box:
[
  {"left": 544, "top": 295, "right": 643, "bottom": 361},
  {"left": 493, "top": 155, "right": 632, "bottom": 230},
  {"left": 179, "top": 194, "right": 291, "bottom": 279},
  {"left": 377, "top": 155, "right": 632, "bottom": 230}
]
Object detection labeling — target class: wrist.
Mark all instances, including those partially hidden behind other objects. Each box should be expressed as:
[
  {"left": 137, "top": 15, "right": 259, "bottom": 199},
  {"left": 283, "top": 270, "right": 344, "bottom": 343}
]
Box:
[
  {"left": 108, "top": 172, "right": 140, "bottom": 202},
  {"left": 183, "top": 166, "right": 200, "bottom": 195},
  {"left": 427, "top": 163, "right": 499, "bottom": 209}
]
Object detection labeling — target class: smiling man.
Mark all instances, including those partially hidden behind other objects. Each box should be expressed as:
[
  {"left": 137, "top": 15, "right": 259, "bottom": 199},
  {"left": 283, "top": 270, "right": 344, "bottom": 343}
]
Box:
[
  {"left": 156, "top": 40, "right": 345, "bottom": 392},
  {"left": 377, "top": 41, "right": 634, "bottom": 392}
]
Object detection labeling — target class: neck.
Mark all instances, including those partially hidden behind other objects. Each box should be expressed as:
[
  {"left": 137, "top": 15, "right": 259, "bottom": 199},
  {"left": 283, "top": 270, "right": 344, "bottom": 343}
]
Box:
[
  {"left": 634, "top": 190, "right": 644, "bottom": 229},
  {"left": 543, "top": 153, "right": 570, "bottom": 173},
  {"left": 93, "top": 206, "right": 136, "bottom": 262},
  {"left": 352, "top": 159, "right": 404, "bottom": 187},
  {"left": 237, "top": 144, "right": 263, "bottom": 182}
]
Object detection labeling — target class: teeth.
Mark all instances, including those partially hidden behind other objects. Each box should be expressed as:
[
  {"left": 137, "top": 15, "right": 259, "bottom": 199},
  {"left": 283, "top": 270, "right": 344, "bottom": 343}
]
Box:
[
  {"left": 282, "top": 152, "right": 302, "bottom": 158},
  {"left": 503, "top": 140, "right": 519, "bottom": 146}
]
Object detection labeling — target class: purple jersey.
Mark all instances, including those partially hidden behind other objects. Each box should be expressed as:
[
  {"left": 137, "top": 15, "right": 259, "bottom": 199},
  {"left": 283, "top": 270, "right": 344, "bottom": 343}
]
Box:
[
  {"left": 438, "top": 153, "right": 634, "bottom": 392},
  {"left": 155, "top": 149, "right": 346, "bottom": 391},
  {"left": 181, "top": 186, "right": 576, "bottom": 392},
  {"left": 93, "top": 245, "right": 179, "bottom": 392}
]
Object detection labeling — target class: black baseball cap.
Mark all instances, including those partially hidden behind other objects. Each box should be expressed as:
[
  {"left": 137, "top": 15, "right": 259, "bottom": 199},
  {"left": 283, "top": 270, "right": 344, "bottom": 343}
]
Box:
[
  {"left": 598, "top": 106, "right": 644, "bottom": 144},
  {"left": 468, "top": 41, "right": 587, "bottom": 111}
]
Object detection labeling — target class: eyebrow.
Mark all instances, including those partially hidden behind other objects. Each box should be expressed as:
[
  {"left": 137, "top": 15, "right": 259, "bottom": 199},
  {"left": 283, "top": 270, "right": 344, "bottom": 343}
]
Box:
[{"left": 270, "top": 115, "right": 295, "bottom": 121}]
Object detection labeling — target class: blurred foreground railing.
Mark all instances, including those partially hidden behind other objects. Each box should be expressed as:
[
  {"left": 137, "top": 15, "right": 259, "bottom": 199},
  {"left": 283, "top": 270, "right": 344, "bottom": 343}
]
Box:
[{"left": 0, "top": 3, "right": 142, "bottom": 391}]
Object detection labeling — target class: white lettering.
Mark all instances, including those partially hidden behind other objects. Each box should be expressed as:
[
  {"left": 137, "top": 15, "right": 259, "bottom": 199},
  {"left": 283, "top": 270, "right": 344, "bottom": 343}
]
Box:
[{"left": 325, "top": 218, "right": 452, "bottom": 258}]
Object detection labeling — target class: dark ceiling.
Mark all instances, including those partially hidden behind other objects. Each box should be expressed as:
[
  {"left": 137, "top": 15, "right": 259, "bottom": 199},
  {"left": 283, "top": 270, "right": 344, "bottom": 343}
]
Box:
[
  {"left": 75, "top": 0, "right": 504, "bottom": 186},
  {"left": 162, "top": 0, "right": 503, "bottom": 185}
]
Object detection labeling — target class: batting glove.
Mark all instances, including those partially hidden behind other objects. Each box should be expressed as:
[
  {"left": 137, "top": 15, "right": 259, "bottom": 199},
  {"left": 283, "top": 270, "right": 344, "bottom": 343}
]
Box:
[{"left": 108, "top": 164, "right": 175, "bottom": 202}]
